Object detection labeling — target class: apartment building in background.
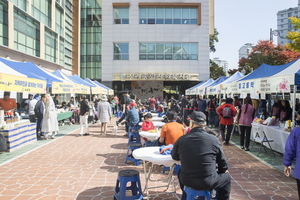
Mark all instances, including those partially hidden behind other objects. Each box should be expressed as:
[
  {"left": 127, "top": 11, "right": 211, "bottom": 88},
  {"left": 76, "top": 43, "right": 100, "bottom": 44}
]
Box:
[{"left": 238, "top": 43, "right": 254, "bottom": 60}]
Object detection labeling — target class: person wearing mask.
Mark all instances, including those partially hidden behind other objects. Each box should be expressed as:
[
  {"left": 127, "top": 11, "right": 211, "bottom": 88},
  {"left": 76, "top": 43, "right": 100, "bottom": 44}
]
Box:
[
  {"left": 283, "top": 127, "right": 300, "bottom": 199},
  {"left": 97, "top": 95, "right": 112, "bottom": 135},
  {"left": 41, "top": 94, "right": 59, "bottom": 139},
  {"left": 279, "top": 100, "right": 292, "bottom": 121},
  {"left": 28, "top": 94, "right": 39, "bottom": 123},
  {"left": 217, "top": 98, "right": 237, "bottom": 145},
  {"left": 237, "top": 97, "right": 255, "bottom": 151},
  {"left": 34, "top": 94, "right": 46, "bottom": 138},
  {"left": 271, "top": 100, "right": 282, "bottom": 119},
  {"left": 78, "top": 95, "right": 90, "bottom": 136},
  {"left": 172, "top": 111, "right": 231, "bottom": 200}
]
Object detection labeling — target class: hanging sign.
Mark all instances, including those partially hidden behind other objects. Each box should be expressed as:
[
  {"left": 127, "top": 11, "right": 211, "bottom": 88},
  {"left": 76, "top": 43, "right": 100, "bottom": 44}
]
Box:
[
  {"left": 52, "top": 82, "right": 76, "bottom": 94},
  {"left": 277, "top": 93, "right": 283, "bottom": 100},
  {"left": 284, "top": 93, "right": 290, "bottom": 100},
  {"left": 0, "top": 73, "right": 46, "bottom": 93}
]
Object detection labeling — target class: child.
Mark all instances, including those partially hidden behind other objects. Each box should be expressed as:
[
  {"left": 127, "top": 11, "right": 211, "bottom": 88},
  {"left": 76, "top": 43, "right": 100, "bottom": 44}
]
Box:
[{"left": 141, "top": 113, "right": 155, "bottom": 131}]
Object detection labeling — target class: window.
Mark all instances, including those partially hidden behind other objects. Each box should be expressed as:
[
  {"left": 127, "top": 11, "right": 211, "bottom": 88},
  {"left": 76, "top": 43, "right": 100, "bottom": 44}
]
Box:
[
  {"left": 32, "top": 0, "right": 51, "bottom": 27},
  {"left": 0, "top": 0, "right": 8, "bottom": 46},
  {"left": 139, "top": 7, "right": 197, "bottom": 25},
  {"left": 139, "top": 43, "right": 198, "bottom": 60},
  {"left": 114, "top": 43, "right": 129, "bottom": 60},
  {"left": 114, "top": 8, "right": 129, "bottom": 24}
]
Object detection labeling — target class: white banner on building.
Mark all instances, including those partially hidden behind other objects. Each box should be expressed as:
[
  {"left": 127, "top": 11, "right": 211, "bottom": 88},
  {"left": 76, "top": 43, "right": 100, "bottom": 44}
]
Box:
[{"left": 131, "top": 81, "right": 164, "bottom": 100}]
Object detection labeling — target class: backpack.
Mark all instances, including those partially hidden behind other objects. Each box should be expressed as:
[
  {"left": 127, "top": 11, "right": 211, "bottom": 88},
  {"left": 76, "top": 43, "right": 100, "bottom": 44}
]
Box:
[{"left": 222, "top": 106, "right": 232, "bottom": 119}]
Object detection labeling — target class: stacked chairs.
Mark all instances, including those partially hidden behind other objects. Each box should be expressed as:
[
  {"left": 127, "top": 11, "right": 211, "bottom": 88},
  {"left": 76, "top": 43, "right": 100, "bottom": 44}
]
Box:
[{"left": 125, "top": 126, "right": 142, "bottom": 166}]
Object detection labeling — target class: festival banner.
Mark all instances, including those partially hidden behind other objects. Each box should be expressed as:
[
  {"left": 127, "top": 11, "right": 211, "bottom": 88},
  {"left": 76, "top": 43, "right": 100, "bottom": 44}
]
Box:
[
  {"left": 92, "top": 86, "right": 106, "bottom": 94},
  {"left": 75, "top": 83, "right": 90, "bottom": 94},
  {"left": 109, "top": 89, "right": 114, "bottom": 95},
  {"left": 0, "top": 73, "right": 46, "bottom": 93},
  {"left": 52, "top": 82, "right": 76, "bottom": 94}
]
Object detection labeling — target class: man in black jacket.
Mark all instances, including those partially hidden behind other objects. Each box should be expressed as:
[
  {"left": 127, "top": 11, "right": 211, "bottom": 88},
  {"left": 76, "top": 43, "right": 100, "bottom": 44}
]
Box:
[
  {"left": 172, "top": 111, "right": 231, "bottom": 200},
  {"left": 78, "top": 95, "right": 90, "bottom": 136},
  {"left": 34, "top": 94, "right": 46, "bottom": 138}
]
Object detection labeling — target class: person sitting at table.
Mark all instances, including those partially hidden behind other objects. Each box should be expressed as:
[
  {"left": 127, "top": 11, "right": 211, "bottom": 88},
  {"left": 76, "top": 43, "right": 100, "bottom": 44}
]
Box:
[
  {"left": 18, "top": 103, "right": 29, "bottom": 115},
  {"left": 0, "top": 92, "right": 17, "bottom": 113},
  {"left": 280, "top": 100, "right": 292, "bottom": 122},
  {"left": 172, "top": 111, "right": 231, "bottom": 200},
  {"left": 124, "top": 102, "right": 139, "bottom": 135},
  {"left": 295, "top": 111, "right": 300, "bottom": 127},
  {"left": 271, "top": 100, "right": 282, "bottom": 119},
  {"left": 141, "top": 113, "right": 155, "bottom": 131},
  {"left": 158, "top": 110, "right": 185, "bottom": 145}
]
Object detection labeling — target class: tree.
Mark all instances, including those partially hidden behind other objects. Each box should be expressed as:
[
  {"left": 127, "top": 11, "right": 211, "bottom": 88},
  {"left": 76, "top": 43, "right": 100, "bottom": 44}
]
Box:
[
  {"left": 286, "top": 17, "right": 300, "bottom": 52},
  {"left": 227, "top": 68, "right": 239, "bottom": 76},
  {"left": 210, "top": 28, "right": 219, "bottom": 53},
  {"left": 210, "top": 60, "right": 226, "bottom": 80},
  {"left": 238, "top": 40, "right": 300, "bottom": 74}
]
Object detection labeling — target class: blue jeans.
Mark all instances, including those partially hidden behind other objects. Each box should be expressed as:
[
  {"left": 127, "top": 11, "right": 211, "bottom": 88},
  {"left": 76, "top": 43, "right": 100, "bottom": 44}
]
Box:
[{"left": 208, "top": 110, "right": 216, "bottom": 126}]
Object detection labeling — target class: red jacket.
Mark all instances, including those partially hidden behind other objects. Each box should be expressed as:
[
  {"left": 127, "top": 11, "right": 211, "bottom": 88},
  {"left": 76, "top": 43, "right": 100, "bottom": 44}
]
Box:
[
  {"left": 141, "top": 121, "right": 155, "bottom": 131},
  {"left": 216, "top": 103, "right": 237, "bottom": 125}
]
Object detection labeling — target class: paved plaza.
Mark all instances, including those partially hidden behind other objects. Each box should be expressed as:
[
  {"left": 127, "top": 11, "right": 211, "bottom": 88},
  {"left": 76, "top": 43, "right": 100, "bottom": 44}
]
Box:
[{"left": 0, "top": 117, "right": 298, "bottom": 200}]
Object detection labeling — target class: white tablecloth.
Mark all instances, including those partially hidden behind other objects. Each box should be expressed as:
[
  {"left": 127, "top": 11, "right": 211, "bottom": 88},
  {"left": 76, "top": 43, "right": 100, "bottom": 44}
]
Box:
[
  {"left": 139, "top": 121, "right": 165, "bottom": 127},
  {"left": 151, "top": 117, "right": 164, "bottom": 121},
  {"left": 251, "top": 123, "right": 290, "bottom": 154},
  {"left": 139, "top": 131, "right": 160, "bottom": 141},
  {"left": 133, "top": 146, "right": 179, "bottom": 167},
  {"left": 150, "top": 113, "right": 158, "bottom": 117}
]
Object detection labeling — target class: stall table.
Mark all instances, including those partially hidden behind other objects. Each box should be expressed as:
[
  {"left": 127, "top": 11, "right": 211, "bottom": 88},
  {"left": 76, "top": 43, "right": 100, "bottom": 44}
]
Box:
[
  {"left": 139, "top": 131, "right": 160, "bottom": 142},
  {"left": 139, "top": 121, "right": 165, "bottom": 127},
  {"left": 251, "top": 122, "right": 290, "bottom": 154},
  {"left": 57, "top": 111, "right": 73, "bottom": 126},
  {"left": 132, "top": 146, "right": 180, "bottom": 198},
  {"left": 0, "top": 120, "right": 36, "bottom": 152}
]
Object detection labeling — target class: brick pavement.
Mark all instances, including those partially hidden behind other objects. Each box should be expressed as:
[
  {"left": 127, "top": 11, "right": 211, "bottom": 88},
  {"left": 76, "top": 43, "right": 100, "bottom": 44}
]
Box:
[{"left": 0, "top": 117, "right": 298, "bottom": 200}]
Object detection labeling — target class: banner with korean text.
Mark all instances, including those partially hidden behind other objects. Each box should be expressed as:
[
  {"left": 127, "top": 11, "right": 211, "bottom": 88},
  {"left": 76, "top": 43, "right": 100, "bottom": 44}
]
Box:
[
  {"left": 52, "top": 82, "right": 76, "bottom": 94},
  {"left": 0, "top": 73, "right": 46, "bottom": 93}
]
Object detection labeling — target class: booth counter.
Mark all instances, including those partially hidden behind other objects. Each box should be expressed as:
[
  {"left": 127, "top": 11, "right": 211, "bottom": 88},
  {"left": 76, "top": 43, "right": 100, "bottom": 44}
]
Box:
[{"left": 0, "top": 120, "right": 36, "bottom": 152}]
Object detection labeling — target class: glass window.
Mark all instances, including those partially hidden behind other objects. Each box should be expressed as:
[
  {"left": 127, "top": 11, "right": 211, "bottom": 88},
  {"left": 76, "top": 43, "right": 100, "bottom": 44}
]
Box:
[
  {"left": 139, "top": 7, "right": 197, "bottom": 25},
  {"left": 139, "top": 42, "right": 198, "bottom": 60},
  {"left": 114, "top": 8, "right": 129, "bottom": 24},
  {"left": 114, "top": 43, "right": 129, "bottom": 60}
]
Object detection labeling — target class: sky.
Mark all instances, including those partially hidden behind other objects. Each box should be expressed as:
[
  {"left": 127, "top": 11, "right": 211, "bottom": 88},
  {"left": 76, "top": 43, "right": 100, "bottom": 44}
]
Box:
[{"left": 210, "top": 0, "right": 297, "bottom": 70}]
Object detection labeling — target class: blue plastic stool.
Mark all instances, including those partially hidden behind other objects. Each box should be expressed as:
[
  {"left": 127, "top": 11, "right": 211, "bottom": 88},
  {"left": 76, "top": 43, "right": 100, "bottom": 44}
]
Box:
[
  {"left": 114, "top": 170, "right": 143, "bottom": 200},
  {"left": 184, "top": 186, "right": 218, "bottom": 200},
  {"left": 115, "top": 111, "right": 122, "bottom": 118},
  {"left": 125, "top": 143, "right": 142, "bottom": 166},
  {"left": 128, "top": 126, "right": 141, "bottom": 145},
  {"left": 162, "top": 164, "right": 181, "bottom": 175}
]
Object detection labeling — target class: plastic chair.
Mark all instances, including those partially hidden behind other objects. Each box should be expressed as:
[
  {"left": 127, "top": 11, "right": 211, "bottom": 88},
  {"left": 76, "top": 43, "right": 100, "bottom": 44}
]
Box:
[
  {"left": 114, "top": 169, "right": 143, "bottom": 200},
  {"left": 125, "top": 143, "right": 142, "bottom": 166},
  {"left": 115, "top": 111, "right": 122, "bottom": 118},
  {"left": 184, "top": 186, "right": 218, "bottom": 200},
  {"left": 128, "top": 126, "right": 141, "bottom": 145},
  {"left": 251, "top": 124, "right": 276, "bottom": 157}
]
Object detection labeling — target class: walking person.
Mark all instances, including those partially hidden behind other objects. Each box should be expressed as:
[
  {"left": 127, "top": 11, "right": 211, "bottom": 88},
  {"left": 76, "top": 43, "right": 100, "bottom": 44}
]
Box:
[
  {"left": 78, "top": 95, "right": 90, "bottom": 136},
  {"left": 283, "top": 127, "right": 300, "bottom": 199},
  {"left": 217, "top": 98, "right": 237, "bottom": 145},
  {"left": 34, "top": 94, "right": 46, "bottom": 138},
  {"left": 236, "top": 96, "right": 255, "bottom": 151},
  {"left": 97, "top": 95, "right": 112, "bottom": 135},
  {"left": 207, "top": 97, "right": 217, "bottom": 127},
  {"left": 41, "top": 94, "right": 59, "bottom": 139}
]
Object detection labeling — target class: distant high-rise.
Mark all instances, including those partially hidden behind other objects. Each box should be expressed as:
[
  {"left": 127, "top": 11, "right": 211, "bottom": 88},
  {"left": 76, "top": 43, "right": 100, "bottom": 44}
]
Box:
[
  {"left": 238, "top": 43, "right": 254, "bottom": 60},
  {"left": 212, "top": 57, "right": 228, "bottom": 75},
  {"left": 277, "top": 4, "right": 299, "bottom": 45}
]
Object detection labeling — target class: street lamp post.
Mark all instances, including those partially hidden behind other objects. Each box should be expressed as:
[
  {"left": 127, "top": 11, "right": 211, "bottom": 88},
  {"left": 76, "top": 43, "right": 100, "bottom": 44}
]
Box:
[{"left": 270, "top": 28, "right": 285, "bottom": 42}]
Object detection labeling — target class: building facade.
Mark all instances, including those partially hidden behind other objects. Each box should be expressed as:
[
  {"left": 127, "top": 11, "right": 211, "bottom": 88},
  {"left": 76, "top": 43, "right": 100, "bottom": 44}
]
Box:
[
  {"left": 212, "top": 57, "right": 228, "bottom": 75},
  {"left": 238, "top": 43, "right": 254, "bottom": 60},
  {"left": 101, "top": 0, "right": 214, "bottom": 97},
  {"left": 0, "top": 0, "right": 79, "bottom": 75},
  {"left": 277, "top": 5, "right": 299, "bottom": 45}
]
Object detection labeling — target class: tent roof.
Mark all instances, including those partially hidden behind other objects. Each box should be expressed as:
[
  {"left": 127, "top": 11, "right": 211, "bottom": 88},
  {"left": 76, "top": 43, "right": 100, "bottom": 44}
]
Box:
[
  {"left": 220, "top": 72, "right": 244, "bottom": 84},
  {"left": 84, "top": 78, "right": 101, "bottom": 87},
  {"left": 68, "top": 75, "right": 94, "bottom": 87},
  {"left": 0, "top": 61, "right": 27, "bottom": 77},
  {"left": 196, "top": 79, "right": 214, "bottom": 89},
  {"left": 239, "top": 59, "right": 298, "bottom": 81},
  {"left": 93, "top": 80, "right": 113, "bottom": 90},
  {"left": 52, "top": 70, "right": 74, "bottom": 83},
  {"left": 0, "top": 57, "right": 66, "bottom": 87},
  {"left": 187, "top": 81, "right": 205, "bottom": 90},
  {"left": 207, "top": 76, "right": 228, "bottom": 87}
]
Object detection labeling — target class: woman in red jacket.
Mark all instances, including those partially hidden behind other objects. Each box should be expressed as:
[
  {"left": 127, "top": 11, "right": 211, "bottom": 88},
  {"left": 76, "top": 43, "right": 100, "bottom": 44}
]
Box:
[{"left": 216, "top": 98, "right": 237, "bottom": 145}]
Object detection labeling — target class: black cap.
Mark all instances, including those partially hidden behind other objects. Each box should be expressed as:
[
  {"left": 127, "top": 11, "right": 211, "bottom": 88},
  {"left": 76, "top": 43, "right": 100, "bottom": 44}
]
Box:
[{"left": 190, "top": 111, "right": 206, "bottom": 122}]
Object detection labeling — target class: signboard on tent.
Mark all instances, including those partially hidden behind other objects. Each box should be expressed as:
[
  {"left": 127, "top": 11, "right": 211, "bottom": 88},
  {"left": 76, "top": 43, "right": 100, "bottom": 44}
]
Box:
[
  {"left": 237, "top": 80, "right": 256, "bottom": 94},
  {"left": 91, "top": 87, "right": 103, "bottom": 94},
  {"left": 0, "top": 73, "right": 46, "bottom": 93},
  {"left": 109, "top": 90, "right": 114, "bottom": 95},
  {"left": 259, "top": 74, "right": 292, "bottom": 93},
  {"left": 52, "top": 82, "right": 76, "bottom": 94}
]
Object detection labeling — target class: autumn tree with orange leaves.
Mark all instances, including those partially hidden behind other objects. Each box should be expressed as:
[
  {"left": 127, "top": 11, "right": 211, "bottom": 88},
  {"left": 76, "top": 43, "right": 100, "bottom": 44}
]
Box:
[{"left": 238, "top": 40, "right": 300, "bottom": 75}]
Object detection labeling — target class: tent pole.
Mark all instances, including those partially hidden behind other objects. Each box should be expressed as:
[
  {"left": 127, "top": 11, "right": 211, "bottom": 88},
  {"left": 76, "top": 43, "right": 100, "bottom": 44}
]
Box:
[{"left": 293, "top": 85, "right": 296, "bottom": 128}]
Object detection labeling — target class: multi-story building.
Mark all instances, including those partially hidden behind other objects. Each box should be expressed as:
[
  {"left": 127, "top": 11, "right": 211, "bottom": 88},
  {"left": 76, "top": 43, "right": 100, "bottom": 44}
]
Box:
[
  {"left": 101, "top": 0, "right": 214, "bottom": 98},
  {"left": 238, "top": 43, "right": 254, "bottom": 60},
  {"left": 212, "top": 57, "right": 228, "bottom": 75},
  {"left": 277, "top": 4, "right": 299, "bottom": 45},
  {"left": 0, "top": 0, "right": 79, "bottom": 76}
]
